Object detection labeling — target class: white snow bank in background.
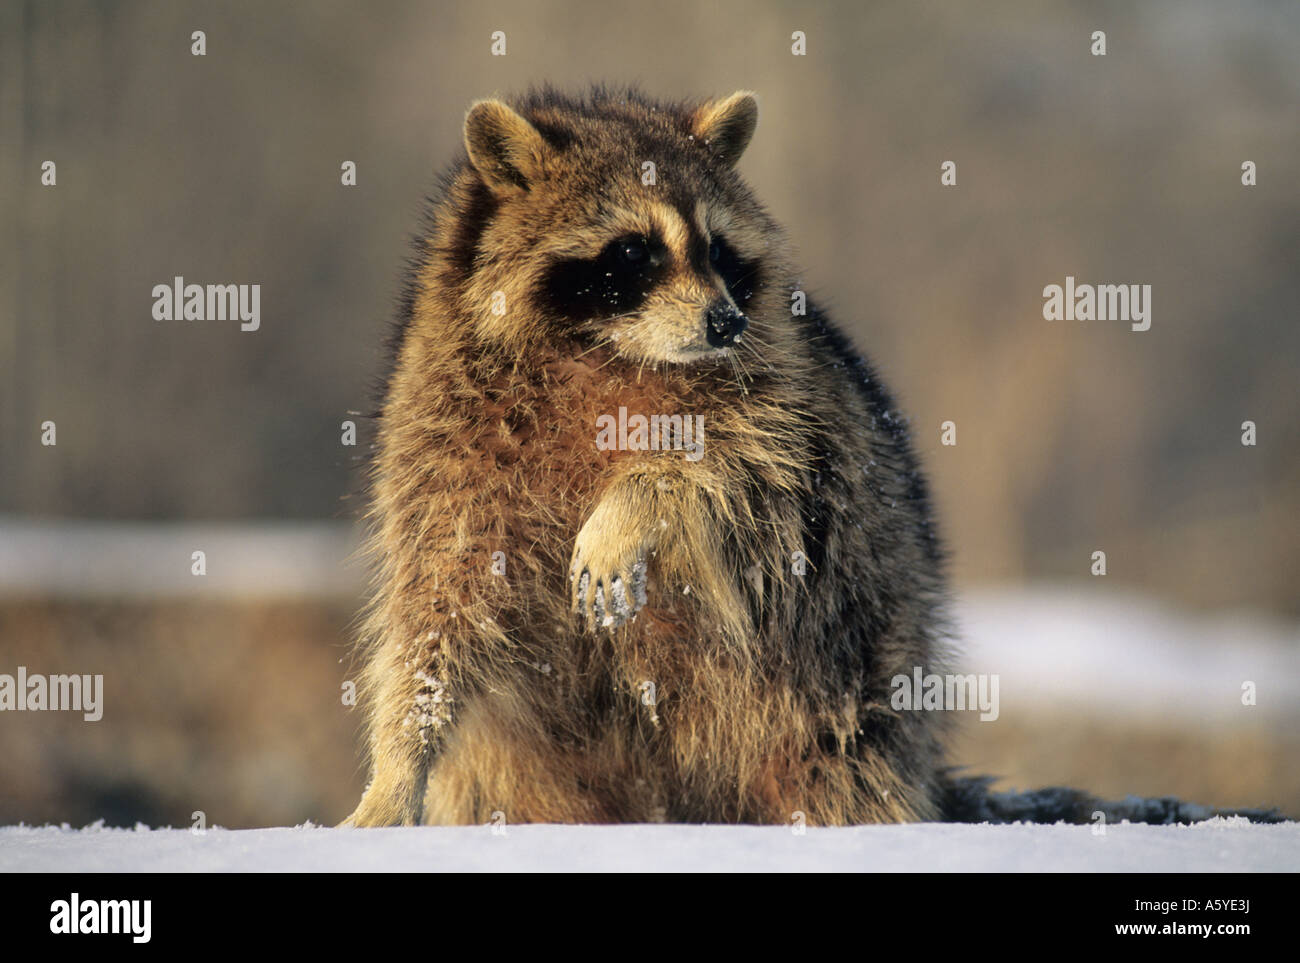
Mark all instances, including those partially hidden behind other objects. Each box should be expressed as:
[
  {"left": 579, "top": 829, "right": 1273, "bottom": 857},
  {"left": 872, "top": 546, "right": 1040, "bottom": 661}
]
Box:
[
  {"left": 954, "top": 587, "right": 1300, "bottom": 726},
  {"left": 0, "top": 518, "right": 362, "bottom": 599},
  {"left": 1, "top": 820, "right": 1296, "bottom": 873}
]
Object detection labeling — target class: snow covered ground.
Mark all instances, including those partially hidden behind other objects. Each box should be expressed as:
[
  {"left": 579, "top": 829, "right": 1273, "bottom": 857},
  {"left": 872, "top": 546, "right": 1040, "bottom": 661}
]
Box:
[{"left": 1, "top": 818, "right": 1296, "bottom": 872}]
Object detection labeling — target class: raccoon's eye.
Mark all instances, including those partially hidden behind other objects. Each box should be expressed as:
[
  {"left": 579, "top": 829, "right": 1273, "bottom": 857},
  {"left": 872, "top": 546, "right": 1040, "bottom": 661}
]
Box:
[
  {"left": 706, "top": 233, "right": 761, "bottom": 305},
  {"left": 619, "top": 238, "right": 648, "bottom": 266},
  {"left": 541, "top": 234, "right": 666, "bottom": 325}
]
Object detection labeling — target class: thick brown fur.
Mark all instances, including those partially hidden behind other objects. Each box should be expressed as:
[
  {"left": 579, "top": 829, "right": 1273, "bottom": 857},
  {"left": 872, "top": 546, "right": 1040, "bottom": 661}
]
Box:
[{"left": 344, "top": 85, "right": 952, "bottom": 827}]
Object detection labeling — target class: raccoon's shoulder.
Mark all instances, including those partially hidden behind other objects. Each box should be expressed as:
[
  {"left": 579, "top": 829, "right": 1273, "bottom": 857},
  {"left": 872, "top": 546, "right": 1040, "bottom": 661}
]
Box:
[{"left": 796, "top": 299, "right": 900, "bottom": 427}]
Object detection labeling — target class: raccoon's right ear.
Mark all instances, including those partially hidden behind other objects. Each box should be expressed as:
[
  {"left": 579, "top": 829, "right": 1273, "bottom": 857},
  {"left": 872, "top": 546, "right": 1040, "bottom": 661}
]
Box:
[{"left": 464, "top": 99, "right": 548, "bottom": 194}]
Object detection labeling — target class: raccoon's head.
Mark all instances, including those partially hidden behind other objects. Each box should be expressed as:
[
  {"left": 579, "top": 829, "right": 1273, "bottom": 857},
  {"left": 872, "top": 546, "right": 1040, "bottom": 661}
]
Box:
[{"left": 451, "top": 88, "right": 787, "bottom": 367}]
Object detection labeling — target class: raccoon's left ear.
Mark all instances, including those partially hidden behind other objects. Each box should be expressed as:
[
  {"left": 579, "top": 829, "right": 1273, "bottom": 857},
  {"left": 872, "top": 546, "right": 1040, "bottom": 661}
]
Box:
[
  {"left": 464, "top": 98, "right": 548, "bottom": 194},
  {"left": 690, "top": 91, "right": 759, "bottom": 167}
]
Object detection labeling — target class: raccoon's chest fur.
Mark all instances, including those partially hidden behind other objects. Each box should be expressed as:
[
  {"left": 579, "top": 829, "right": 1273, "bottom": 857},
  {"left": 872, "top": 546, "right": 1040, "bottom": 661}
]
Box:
[{"left": 444, "top": 346, "right": 724, "bottom": 638}]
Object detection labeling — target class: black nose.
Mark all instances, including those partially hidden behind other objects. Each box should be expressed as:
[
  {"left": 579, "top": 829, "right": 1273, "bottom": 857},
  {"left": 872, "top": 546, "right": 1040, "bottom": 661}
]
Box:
[{"left": 705, "top": 302, "right": 748, "bottom": 348}]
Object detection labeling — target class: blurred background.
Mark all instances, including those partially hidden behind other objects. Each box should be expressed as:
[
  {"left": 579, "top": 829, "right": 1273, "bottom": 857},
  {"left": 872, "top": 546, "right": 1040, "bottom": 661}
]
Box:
[{"left": 1, "top": 0, "right": 1296, "bottom": 829}]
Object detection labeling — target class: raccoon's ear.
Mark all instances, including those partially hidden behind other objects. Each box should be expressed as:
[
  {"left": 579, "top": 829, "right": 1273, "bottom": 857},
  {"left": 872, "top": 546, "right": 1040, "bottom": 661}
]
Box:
[
  {"left": 464, "top": 99, "right": 547, "bottom": 193},
  {"left": 690, "top": 91, "right": 759, "bottom": 167}
]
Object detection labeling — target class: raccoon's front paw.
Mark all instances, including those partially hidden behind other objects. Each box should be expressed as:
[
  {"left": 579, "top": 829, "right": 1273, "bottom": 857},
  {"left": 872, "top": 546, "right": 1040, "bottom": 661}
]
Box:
[
  {"left": 569, "top": 513, "right": 649, "bottom": 631},
  {"left": 572, "top": 555, "right": 648, "bottom": 631}
]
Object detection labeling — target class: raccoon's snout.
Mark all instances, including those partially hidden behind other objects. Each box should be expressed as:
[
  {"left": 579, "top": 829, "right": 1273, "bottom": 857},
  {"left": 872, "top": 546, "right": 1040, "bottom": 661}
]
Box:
[{"left": 704, "top": 302, "right": 747, "bottom": 348}]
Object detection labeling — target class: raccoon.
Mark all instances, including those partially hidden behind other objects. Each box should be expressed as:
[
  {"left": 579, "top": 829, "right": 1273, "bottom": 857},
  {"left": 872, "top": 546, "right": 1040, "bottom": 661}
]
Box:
[
  {"left": 343, "top": 86, "right": 1281, "bottom": 829},
  {"left": 341, "top": 85, "right": 949, "bottom": 828}
]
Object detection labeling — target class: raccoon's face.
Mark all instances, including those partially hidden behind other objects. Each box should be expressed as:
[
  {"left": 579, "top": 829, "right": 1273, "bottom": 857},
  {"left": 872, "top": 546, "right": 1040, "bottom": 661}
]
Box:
[
  {"left": 539, "top": 211, "right": 755, "bottom": 363},
  {"left": 460, "top": 91, "right": 779, "bottom": 367}
]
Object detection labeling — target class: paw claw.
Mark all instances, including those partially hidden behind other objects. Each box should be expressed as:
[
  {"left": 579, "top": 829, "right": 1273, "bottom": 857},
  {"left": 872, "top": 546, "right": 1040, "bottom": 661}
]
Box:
[
  {"left": 569, "top": 555, "right": 647, "bottom": 632},
  {"left": 569, "top": 505, "right": 652, "bottom": 632}
]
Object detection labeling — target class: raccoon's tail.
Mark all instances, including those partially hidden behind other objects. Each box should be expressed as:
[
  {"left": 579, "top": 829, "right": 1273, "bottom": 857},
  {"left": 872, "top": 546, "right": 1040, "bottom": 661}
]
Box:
[{"left": 939, "top": 772, "right": 1287, "bottom": 825}]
